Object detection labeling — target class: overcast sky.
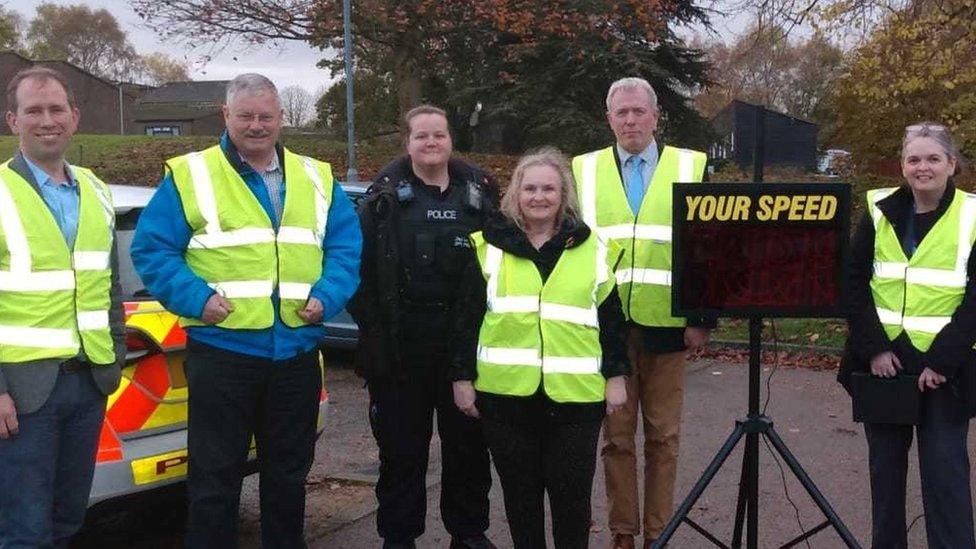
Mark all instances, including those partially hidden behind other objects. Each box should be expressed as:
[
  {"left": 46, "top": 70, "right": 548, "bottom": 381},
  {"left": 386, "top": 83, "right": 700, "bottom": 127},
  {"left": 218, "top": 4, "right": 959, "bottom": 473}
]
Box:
[{"left": 12, "top": 0, "right": 339, "bottom": 94}]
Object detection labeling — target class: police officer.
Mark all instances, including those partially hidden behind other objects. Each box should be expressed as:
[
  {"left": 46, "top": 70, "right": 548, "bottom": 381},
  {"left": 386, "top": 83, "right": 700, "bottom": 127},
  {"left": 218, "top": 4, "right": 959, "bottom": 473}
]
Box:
[
  {"left": 0, "top": 66, "right": 125, "bottom": 547},
  {"left": 349, "top": 105, "right": 496, "bottom": 549}
]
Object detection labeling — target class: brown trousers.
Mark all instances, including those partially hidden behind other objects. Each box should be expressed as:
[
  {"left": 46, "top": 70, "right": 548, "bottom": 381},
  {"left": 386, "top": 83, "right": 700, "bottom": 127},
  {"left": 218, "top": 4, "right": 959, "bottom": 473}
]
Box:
[{"left": 602, "top": 329, "right": 686, "bottom": 539}]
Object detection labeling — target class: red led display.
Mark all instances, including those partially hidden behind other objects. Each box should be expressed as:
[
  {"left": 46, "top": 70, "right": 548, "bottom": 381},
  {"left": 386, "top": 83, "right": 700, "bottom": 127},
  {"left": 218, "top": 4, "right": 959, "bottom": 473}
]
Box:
[{"left": 672, "top": 183, "right": 851, "bottom": 318}]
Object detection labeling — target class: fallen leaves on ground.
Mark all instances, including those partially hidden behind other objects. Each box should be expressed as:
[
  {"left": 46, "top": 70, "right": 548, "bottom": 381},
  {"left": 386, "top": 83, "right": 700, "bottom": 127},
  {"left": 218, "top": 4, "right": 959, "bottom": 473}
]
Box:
[{"left": 694, "top": 346, "right": 840, "bottom": 371}]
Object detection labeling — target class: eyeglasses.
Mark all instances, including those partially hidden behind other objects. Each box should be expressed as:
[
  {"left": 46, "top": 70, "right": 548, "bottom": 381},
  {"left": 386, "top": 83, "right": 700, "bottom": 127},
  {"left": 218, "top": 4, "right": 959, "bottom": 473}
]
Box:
[{"left": 905, "top": 123, "right": 947, "bottom": 134}]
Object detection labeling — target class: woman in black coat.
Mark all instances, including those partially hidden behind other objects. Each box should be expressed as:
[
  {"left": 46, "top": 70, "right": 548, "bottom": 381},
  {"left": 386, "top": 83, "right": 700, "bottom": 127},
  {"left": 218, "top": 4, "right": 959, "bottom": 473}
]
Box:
[{"left": 839, "top": 122, "right": 976, "bottom": 549}]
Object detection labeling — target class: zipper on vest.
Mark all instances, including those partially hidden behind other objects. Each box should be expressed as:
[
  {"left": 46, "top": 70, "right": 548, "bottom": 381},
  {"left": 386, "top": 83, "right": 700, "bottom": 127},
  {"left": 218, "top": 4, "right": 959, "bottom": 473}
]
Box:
[{"left": 536, "top": 289, "right": 545, "bottom": 394}]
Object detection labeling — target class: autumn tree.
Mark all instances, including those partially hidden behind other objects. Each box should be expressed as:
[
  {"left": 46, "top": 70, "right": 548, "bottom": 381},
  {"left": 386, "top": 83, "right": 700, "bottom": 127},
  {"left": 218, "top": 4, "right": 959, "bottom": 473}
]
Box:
[
  {"left": 280, "top": 85, "right": 315, "bottom": 127},
  {"left": 26, "top": 3, "right": 140, "bottom": 81},
  {"left": 315, "top": 69, "right": 399, "bottom": 138},
  {"left": 0, "top": 7, "right": 23, "bottom": 51},
  {"left": 693, "top": 25, "right": 844, "bottom": 125},
  {"left": 130, "top": 0, "right": 702, "bottom": 112},
  {"left": 139, "top": 52, "right": 190, "bottom": 85},
  {"left": 830, "top": 0, "right": 976, "bottom": 162}
]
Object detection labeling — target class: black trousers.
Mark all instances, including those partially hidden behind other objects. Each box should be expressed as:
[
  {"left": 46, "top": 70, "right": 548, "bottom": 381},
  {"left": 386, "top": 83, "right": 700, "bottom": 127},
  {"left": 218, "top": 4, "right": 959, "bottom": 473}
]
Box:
[
  {"left": 368, "top": 343, "right": 491, "bottom": 542},
  {"left": 184, "top": 339, "right": 322, "bottom": 549},
  {"left": 482, "top": 413, "right": 603, "bottom": 549},
  {"left": 864, "top": 386, "right": 974, "bottom": 549}
]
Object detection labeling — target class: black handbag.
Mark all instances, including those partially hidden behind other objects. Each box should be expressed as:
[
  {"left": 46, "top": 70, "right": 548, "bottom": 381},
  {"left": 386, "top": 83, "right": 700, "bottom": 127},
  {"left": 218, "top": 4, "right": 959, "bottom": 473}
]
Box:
[{"left": 850, "top": 371, "right": 921, "bottom": 425}]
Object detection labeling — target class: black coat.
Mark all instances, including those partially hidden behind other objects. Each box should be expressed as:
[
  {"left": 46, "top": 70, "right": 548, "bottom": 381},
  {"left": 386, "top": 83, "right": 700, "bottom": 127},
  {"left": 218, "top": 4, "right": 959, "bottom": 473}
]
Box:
[
  {"left": 450, "top": 214, "right": 630, "bottom": 424},
  {"left": 347, "top": 155, "right": 497, "bottom": 381},
  {"left": 838, "top": 182, "right": 976, "bottom": 414}
]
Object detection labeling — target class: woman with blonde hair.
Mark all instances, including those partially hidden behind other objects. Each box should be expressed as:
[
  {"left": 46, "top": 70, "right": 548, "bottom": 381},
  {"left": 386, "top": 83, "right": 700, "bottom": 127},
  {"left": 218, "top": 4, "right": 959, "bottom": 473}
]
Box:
[{"left": 452, "top": 147, "right": 630, "bottom": 548}]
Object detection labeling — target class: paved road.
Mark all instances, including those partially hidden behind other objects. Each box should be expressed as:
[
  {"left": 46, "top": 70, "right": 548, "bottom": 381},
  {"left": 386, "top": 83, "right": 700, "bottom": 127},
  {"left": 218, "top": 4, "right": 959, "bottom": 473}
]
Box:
[{"left": 77, "top": 356, "right": 967, "bottom": 547}]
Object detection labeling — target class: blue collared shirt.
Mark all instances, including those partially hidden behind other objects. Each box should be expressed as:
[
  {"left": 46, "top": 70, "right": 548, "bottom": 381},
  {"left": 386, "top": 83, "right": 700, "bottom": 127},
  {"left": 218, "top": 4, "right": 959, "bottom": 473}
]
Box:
[
  {"left": 130, "top": 133, "right": 362, "bottom": 360},
  {"left": 616, "top": 140, "right": 659, "bottom": 204},
  {"left": 24, "top": 154, "right": 80, "bottom": 248}
]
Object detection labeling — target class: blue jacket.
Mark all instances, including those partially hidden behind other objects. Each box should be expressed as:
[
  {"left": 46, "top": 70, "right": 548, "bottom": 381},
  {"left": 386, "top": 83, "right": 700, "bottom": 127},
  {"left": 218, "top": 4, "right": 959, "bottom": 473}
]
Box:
[{"left": 130, "top": 133, "right": 362, "bottom": 360}]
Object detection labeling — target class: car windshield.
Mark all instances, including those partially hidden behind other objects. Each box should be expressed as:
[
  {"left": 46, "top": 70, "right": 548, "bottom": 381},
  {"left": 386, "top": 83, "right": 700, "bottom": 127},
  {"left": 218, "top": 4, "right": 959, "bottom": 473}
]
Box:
[{"left": 116, "top": 208, "right": 148, "bottom": 299}]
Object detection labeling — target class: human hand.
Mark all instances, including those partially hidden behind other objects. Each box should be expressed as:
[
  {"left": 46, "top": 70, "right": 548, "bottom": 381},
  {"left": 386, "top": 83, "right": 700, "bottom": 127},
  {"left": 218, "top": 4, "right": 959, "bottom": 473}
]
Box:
[
  {"left": 297, "top": 297, "right": 324, "bottom": 324},
  {"left": 0, "top": 393, "right": 18, "bottom": 439},
  {"left": 918, "top": 367, "right": 946, "bottom": 392},
  {"left": 201, "top": 294, "right": 234, "bottom": 325},
  {"left": 453, "top": 381, "right": 480, "bottom": 418},
  {"left": 684, "top": 327, "right": 711, "bottom": 352},
  {"left": 869, "top": 351, "right": 902, "bottom": 378},
  {"left": 605, "top": 376, "right": 628, "bottom": 415}
]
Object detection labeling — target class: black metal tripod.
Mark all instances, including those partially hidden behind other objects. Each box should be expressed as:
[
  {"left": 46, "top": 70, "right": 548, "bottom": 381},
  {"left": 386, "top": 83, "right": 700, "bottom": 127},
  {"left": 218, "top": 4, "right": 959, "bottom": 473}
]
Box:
[{"left": 650, "top": 317, "right": 862, "bottom": 549}]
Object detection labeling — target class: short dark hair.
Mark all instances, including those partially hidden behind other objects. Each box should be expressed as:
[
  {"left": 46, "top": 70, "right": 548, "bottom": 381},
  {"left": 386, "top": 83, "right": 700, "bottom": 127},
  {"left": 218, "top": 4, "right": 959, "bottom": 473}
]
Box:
[{"left": 6, "top": 66, "right": 76, "bottom": 113}]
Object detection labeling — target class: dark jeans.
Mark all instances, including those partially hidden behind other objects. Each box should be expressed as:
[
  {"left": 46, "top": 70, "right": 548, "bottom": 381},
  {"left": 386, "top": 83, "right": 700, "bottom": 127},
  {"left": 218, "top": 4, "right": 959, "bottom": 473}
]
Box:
[
  {"left": 0, "top": 369, "right": 105, "bottom": 549},
  {"left": 183, "top": 340, "right": 322, "bottom": 549},
  {"left": 864, "top": 386, "right": 975, "bottom": 549},
  {"left": 483, "top": 414, "right": 602, "bottom": 549},
  {"left": 368, "top": 344, "right": 491, "bottom": 543}
]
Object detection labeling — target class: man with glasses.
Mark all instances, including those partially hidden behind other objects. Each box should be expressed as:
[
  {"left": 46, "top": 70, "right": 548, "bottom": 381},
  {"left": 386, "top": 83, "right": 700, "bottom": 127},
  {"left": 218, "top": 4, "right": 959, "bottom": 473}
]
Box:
[
  {"left": 131, "top": 73, "right": 362, "bottom": 548},
  {"left": 0, "top": 66, "right": 125, "bottom": 547}
]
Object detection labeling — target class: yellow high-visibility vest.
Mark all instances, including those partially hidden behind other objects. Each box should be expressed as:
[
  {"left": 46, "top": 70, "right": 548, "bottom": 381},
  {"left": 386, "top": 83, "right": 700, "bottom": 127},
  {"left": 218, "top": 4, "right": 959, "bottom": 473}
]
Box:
[
  {"left": 868, "top": 187, "right": 976, "bottom": 351},
  {"left": 167, "top": 145, "right": 333, "bottom": 329},
  {"left": 472, "top": 231, "right": 621, "bottom": 403},
  {"left": 572, "top": 146, "right": 707, "bottom": 327},
  {"left": 0, "top": 161, "right": 116, "bottom": 364}
]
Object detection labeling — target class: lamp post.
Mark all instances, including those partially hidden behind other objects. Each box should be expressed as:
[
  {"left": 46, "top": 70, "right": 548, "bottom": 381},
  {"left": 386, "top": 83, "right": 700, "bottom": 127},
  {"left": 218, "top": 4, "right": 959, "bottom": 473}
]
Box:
[{"left": 343, "top": 0, "right": 358, "bottom": 184}]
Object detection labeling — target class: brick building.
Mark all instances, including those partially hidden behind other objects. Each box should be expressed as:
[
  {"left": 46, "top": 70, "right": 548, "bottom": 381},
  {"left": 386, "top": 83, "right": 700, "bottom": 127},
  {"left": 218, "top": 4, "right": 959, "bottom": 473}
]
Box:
[{"left": 0, "top": 51, "right": 144, "bottom": 135}]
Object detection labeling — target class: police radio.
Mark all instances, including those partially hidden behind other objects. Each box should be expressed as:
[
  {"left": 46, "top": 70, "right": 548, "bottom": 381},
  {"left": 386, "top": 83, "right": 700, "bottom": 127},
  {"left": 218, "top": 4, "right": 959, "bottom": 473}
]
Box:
[{"left": 395, "top": 179, "right": 414, "bottom": 203}]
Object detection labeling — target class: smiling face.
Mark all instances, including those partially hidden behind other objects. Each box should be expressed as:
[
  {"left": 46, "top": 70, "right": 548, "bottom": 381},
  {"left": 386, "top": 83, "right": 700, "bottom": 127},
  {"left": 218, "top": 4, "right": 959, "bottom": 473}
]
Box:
[
  {"left": 607, "top": 86, "right": 659, "bottom": 155},
  {"left": 902, "top": 136, "right": 956, "bottom": 196},
  {"left": 406, "top": 113, "right": 452, "bottom": 170},
  {"left": 223, "top": 90, "right": 283, "bottom": 160},
  {"left": 6, "top": 77, "right": 79, "bottom": 166},
  {"left": 518, "top": 164, "right": 563, "bottom": 229}
]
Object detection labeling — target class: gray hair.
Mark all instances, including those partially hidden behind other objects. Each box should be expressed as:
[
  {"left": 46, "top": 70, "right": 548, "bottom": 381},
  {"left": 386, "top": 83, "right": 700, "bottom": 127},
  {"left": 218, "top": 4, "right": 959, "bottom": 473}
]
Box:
[
  {"left": 606, "top": 77, "right": 658, "bottom": 112},
  {"left": 226, "top": 73, "right": 279, "bottom": 105},
  {"left": 499, "top": 147, "right": 581, "bottom": 231},
  {"left": 902, "top": 122, "right": 965, "bottom": 175}
]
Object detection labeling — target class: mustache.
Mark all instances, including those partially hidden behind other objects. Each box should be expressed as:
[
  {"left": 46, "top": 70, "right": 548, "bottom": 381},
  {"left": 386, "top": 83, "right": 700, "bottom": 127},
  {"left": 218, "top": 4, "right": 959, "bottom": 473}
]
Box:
[{"left": 244, "top": 131, "right": 271, "bottom": 138}]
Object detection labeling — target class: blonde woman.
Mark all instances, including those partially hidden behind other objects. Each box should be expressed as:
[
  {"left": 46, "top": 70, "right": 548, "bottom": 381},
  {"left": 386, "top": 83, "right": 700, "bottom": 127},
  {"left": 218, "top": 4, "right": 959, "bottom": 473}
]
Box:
[{"left": 452, "top": 148, "right": 629, "bottom": 548}]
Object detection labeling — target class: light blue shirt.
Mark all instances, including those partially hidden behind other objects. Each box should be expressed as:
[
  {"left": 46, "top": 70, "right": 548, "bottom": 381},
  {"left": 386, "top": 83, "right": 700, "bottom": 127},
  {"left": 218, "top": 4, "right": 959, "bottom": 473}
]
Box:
[
  {"left": 616, "top": 140, "right": 659, "bottom": 203},
  {"left": 23, "top": 154, "right": 80, "bottom": 249}
]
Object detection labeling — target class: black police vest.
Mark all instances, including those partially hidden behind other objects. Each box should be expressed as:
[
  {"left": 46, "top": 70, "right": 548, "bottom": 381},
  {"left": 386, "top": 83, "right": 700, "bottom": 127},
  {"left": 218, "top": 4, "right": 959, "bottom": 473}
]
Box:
[{"left": 396, "top": 176, "right": 484, "bottom": 307}]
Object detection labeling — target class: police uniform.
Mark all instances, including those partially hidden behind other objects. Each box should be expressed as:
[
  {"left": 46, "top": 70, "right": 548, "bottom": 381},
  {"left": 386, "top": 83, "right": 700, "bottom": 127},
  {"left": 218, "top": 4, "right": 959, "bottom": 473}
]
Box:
[{"left": 352, "top": 156, "right": 494, "bottom": 547}]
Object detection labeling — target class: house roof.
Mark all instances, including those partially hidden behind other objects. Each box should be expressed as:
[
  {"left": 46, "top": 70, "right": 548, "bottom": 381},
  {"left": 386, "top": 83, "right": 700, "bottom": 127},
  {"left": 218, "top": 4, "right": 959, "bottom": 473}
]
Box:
[
  {"left": 0, "top": 50, "right": 147, "bottom": 99},
  {"left": 713, "top": 100, "right": 816, "bottom": 127},
  {"left": 133, "top": 104, "right": 223, "bottom": 122},
  {"left": 137, "top": 81, "right": 228, "bottom": 104}
]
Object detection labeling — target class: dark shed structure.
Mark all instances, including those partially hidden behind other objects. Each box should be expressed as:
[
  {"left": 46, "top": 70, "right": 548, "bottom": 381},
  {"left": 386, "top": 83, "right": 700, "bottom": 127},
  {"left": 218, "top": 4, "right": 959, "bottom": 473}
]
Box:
[{"left": 709, "top": 100, "right": 818, "bottom": 171}]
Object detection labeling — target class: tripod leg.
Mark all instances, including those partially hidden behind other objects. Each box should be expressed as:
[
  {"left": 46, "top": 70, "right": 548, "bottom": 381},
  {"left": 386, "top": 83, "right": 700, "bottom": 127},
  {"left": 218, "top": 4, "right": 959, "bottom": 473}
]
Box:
[
  {"left": 653, "top": 423, "right": 747, "bottom": 548},
  {"left": 731, "top": 438, "right": 752, "bottom": 548},
  {"left": 764, "top": 427, "right": 863, "bottom": 549},
  {"left": 747, "top": 431, "right": 759, "bottom": 549}
]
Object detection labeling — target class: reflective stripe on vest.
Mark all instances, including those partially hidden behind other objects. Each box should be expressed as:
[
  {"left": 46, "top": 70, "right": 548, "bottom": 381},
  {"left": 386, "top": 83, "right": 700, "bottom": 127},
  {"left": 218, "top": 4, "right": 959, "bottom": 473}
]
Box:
[
  {"left": 169, "top": 145, "right": 333, "bottom": 329},
  {"left": 0, "top": 162, "right": 116, "bottom": 364},
  {"left": 472, "top": 231, "right": 620, "bottom": 403},
  {"left": 572, "top": 146, "right": 706, "bottom": 327},
  {"left": 868, "top": 187, "right": 976, "bottom": 351}
]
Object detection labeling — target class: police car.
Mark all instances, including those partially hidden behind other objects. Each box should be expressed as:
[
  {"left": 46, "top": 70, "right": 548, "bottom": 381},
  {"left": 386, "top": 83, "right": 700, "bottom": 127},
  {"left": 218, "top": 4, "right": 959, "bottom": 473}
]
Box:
[{"left": 89, "top": 184, "right": 358, "bottom": 506}]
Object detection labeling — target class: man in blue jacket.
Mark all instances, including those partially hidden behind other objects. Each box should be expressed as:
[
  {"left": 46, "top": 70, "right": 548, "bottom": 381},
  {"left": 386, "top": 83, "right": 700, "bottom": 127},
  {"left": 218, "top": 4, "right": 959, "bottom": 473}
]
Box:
[{"left": 131, "top": 73, "right": 361, "bottom": 549}]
